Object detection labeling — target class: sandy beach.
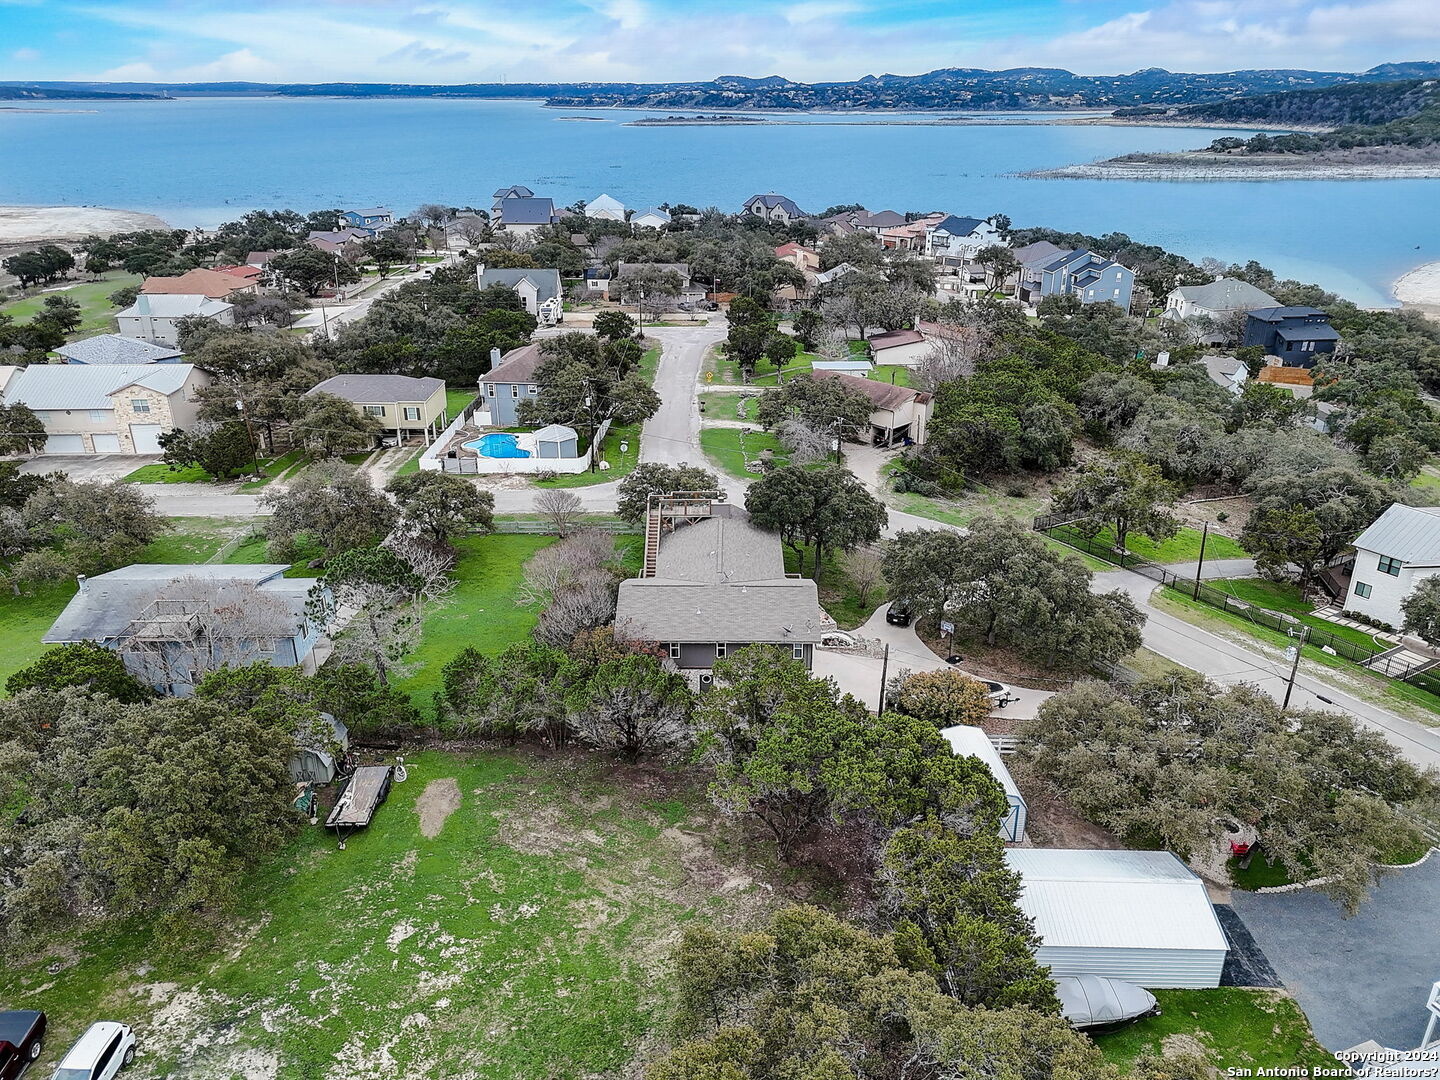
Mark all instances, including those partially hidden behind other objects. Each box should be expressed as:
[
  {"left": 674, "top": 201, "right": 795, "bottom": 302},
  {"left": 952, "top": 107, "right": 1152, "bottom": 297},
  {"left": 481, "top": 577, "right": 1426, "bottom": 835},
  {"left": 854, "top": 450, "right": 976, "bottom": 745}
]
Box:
[
  {"left": 1395, "top": 261, "right": 1440, "bottom": 312},
  {"left": 1029, "top": 158, "right": 1440, "bottom": 181},
  {"left": 0, "top": 204, "right": 170, "bottom": 246}
]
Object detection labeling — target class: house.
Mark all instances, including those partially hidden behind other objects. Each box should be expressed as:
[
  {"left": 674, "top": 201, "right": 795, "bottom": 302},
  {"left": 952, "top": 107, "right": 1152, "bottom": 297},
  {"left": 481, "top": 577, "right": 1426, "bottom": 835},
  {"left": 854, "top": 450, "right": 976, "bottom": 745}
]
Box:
[
  {"left": 631, "top": 207, "right": 672, "bottom": 230},
  {"left": 823, "top": 208, "right": 906, "bottom": 236},
  {"left": 115, "top": 294, "right": 235, "bottom": 347},
  {"left": 53, "top": 335, "right": 184, "bottom": 366},
  {"left": 1164, "top": 278, "right": 1280, "bottom": 339},
  {"left": 926, "top": 215, "right": 1004, "bottom": 260},
  {"left": 615, "top": 498, "right": 824, "bottom": 680},
  {"left": 940, "top": 725, "right": 1026, "bottom": 842},
  {"left": 246, "top": 251, "right": 280, "bottom": 269},
  {"left": 813, "top": 262, "right": 860, "bottom": 288},
  {"left": 1021, "top": 248, "right": 1135, "bottom": 309},
  {"left": 1242, "top": 306, "right": 1339, "bottom": 365},
  {"left": 584, "top": 267, "right": 611, "bottom": 295},
  {"left": 306, "top": 229, "right": 370, "bottom": 256},
  {"left": 212, "top": 264, "right": 264, "bottom": 289},
  {"left": 306, "top": 374, "right": 448, "bottom": 444},
  {"left": 43, "top": 564, "right": 323, "bottom": 696},
  {"left": 614, "top": 261, "right": 707, "bottom": 305},
  {"left": 492, "top": 185, "right": 534, "bottom": 216},
  {"left": 880, "top": 216, "right": 941, "bottom": 252},
  {"left": 1006, "top": 848, "right": 1229, "bottom": 988},
  {"left": 475, "top": 265, "right": 564, "bottom": 325},
  {"left": 816, "top": 370, "right": 932, "bottom": 446},
  {"left": 741, "top": 193, "right": 806, "bottom": 225},
  {"left": 339, "top": 207, "right": 394, "bottom": 233},
  {"left": 480, "top": 343, "right": 546, "bottom": 426},
  {"left": 774, "top": 242, "right": 820, "bottom": 273},
  {"left": 865, "top": 328, "right": 930, "bottom": 368},
  {"left": 2, "top": 362, "right": 210, "bottom": 454},
  {"left": 1342, "top": 503, "right": 1440, "bottom": 631},
  {"left": 140, "top": 268, "right": 256, "bottom": 300},
  {"left": 1010, "top": 240, "right": 1068, "bottom": 297},
  {"left": 1201, "top": 355, "right": 1249, "bottom": 394},
  {"left": 495, "top": 196, "right": 558, "bottom": 235},
  {"left": 586, "top": 193, "right": 626, "bottom": 221}
]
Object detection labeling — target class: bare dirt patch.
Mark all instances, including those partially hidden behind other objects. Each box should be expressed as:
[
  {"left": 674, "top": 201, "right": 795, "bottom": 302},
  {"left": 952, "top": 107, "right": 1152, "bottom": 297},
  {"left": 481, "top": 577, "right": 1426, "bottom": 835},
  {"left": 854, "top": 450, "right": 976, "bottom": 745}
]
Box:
[{"left": 416, "top": 777, "right": 461, "bottom": 838}]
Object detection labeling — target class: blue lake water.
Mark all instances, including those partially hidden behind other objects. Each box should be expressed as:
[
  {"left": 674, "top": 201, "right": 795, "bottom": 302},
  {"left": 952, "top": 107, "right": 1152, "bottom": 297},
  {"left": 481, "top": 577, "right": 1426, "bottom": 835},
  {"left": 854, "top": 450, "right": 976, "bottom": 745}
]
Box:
[{"left": 1, "top": 96, "right": 1436, "bottom": 306}]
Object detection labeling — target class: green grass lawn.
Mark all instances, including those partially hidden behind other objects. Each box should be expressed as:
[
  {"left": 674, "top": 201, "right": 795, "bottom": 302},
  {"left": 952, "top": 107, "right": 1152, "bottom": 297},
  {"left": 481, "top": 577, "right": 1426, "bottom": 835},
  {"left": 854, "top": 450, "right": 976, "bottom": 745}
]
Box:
[
  {"left": 446, "top": 386, "right": 477, "bottom": 419},
  {"left": 1202, "top": 577, "right": 1389, "bottom": 652},
  {"left": 708, "top": 350, "right": 813, "bottom": 388},
  {"left": 0, "top": 748, "right": 777, "bottom": 1079},
  {"left": 871, "top": 365, "right": 912, "bottom": 387},
  {"left": 392, "top": 533, "right": 555, "bottom": 709},
  {"left": 1411, "top": 464, "right": 1440, "bottom": 493},
  {"left": 782, "top": 543, "right": 884, "bottom": 629},
  {"left": 700, "top": 426, "right": 789, "bottom": 480},
  {"left": 1, "top": 273, "right": 143, "bottom": 339},
  {"left": 700, "top": 392, "right": 763, "bottom": 423},
  {"left": 1094, "top": 988, "right": 1333, "bottom": 1074},
  {"left": 123, "top": 462, "right": 217, "bottom": 484},
  {"left": 1049, "top": 523, "right": 1247, "bottom": 565},
  {"left": 237, "top": 449, "right": 309, "bottom": 491},
  {"left": 391, "top": 447, "right": 424, "bottom": 478},
  {"left": 535, "top": 421, "right": 641, "bottom": 488}
]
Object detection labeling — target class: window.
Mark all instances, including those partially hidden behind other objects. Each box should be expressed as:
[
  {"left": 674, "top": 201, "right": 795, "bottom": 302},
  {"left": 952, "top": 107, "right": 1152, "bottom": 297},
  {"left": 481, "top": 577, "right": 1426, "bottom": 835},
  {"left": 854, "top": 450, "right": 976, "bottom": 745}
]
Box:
[
  {"left": 485, "top": 384, "right": 495, "bottom": 397},
  {"left": 512, "top": 385, "right": 520, "bottom": 398},
  {"left": 1113, "top": 289, "right": 1121, "bottom": 298},
  {"left": 402, "top": 406, "right": 421, "bottom": 421},
  {"left": 668, "top": 643, "right": 681, "bottom": 660},
  {"left": 1378, "top": 556, "right": 1403, "bottom": 577},
  {"left": 363, "top": 405, "right": 385, "bottom": 417},
  {"left": 92, "top": 1032, "right": 120, "bottom": 1075},
  {"left": 1355, "top": 582, "right": 1373, "bottom": 599},
  {"left": 1301, "top": 340, "right": 1315, "bottom": 352},
  {"left": 527, "top": 385, "right": 538, "bottom": 394},
  {"left": 1285, "top": 341, "right": 1295, "bottom": 352},
  {"left": 791, "top": 645, "right": 805, "bottom": 661},
  {"left": 715, "top": 643, "right": 727, "bottom": 659},
  {"left": 88, "top": 409, "right": 109, "bottom": 423},
  {"left": 130, "top": 398, "right": 151, "bottom": 413}
]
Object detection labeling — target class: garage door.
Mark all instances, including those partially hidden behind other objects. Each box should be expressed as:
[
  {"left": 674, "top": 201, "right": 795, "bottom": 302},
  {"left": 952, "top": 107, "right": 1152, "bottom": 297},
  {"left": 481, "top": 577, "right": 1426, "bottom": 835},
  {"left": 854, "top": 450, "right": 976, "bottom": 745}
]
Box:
[
  {"left": 43, "top": 434, "right": 85, "bottom": 454},
  {"left": 129, "top": 424, "right": 164, "bottom": 454},
  {"left": 92, "top": 433, "right": 121, "bottom": 454}
]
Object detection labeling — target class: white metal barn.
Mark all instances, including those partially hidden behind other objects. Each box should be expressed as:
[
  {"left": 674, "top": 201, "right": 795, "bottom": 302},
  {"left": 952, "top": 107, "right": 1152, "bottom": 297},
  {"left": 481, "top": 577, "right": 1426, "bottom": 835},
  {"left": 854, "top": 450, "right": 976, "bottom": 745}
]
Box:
[
  {"left": 940, "top": 725, "right": 1027, "bottom": 842},
  {"left": 1006, "top": 848, "right": 1229, "bottom": 988}
]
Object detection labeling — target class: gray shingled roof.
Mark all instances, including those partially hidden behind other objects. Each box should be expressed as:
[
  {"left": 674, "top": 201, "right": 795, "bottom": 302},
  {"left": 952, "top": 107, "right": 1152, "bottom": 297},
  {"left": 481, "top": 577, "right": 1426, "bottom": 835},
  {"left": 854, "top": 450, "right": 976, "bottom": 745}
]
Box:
[
  {"left": 615, "top": 505, "right": 823, "bottom": 644},
  {"left": 1011, "top": 240, "right": 1067, "bottom": 269},
  {"left": 1171, "top": 278, "right": 1279, "bottom": 312},
  {"left": 53, "top": 335, "right": 184, "bottom": 366},
  {"left": 746, "top": 193, "right": 805, "bottom": 216},
  {"left": 499, "top": 197, "right": 556, "bottom": 225},
  {"left": 485, "top": 343, "right": 545, "bottom": 385},
  {"left": 44, "top": 564, "right": 310, "bottom": 644},
  {"left": 1353, "top": 503, "right": 1440, "bottom": 566},
  {"left": 307, "top": 374, "right": 444, "bottom": 403},
  {"left": 476, "top": 267, "right": 562, "bottom": 304},
  {"left": 932, "top": 215, "right": 986, "bottom": 236},
  {"left": 4, "top": 363, "right": 197, "bottom": 411},
  {"left": 1248, "top": 306, "right": 1329, "bottom": 321}
]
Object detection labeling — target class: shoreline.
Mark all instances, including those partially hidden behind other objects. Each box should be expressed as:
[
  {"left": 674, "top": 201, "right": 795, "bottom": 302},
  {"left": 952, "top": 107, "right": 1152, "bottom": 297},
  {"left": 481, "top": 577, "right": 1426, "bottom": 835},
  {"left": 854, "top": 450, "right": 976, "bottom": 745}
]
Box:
[
  {"left": 1395, "top": 260, "right": 1440, "bottom": 312},
  {"left": 0, "top": 204, "right": 172, "bottom": 246},
  {"left": 1027, "top": 155, "right": 1440, "bottom": 181}
]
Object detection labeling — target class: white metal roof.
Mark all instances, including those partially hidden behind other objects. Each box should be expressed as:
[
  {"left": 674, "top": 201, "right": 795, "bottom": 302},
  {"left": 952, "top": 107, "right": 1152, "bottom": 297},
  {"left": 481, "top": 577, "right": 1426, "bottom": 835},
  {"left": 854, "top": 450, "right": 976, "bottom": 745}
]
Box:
[
  {"left": 4, "top": 363, "right": 197, "bottom": 411},
  {"left": 531, "top": 423, "right": 578, "bottom": 442},
  {"left": 941, "top": 725, "right": 1022, "bottom": 804},
  {"left": 1353, "top": 502, "right": 1440, "bottom": 566},
  {"left": 1006, "top": 848, "right": 1228, "bottom": 953}
]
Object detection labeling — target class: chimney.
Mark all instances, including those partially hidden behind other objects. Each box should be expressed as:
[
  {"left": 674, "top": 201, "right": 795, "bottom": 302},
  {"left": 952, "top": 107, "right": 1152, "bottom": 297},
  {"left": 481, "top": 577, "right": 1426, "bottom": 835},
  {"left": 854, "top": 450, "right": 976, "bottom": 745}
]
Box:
[
  {"left": 490, "top": 347, "right": 502, "bottom": 367},
  {"left": 76, "top": 574, "right": 87, "bottom": 592}
]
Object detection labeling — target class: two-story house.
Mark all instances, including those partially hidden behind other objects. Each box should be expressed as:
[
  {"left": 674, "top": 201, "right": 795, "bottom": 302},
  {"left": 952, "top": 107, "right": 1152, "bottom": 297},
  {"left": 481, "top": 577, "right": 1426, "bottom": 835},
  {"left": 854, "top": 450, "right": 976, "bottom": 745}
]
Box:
[
  {"left": 475, "top": 265, "right": 564, "bottom": 325},
  {"left": 1242, "top": 306, "right": 1340, "bottom": 365},
  {"left": 3, "top": 362, "right": 210, "bottom": 454},
  {"left": 306, "top": 228, "right": 372, "bottom": 257},
  {"left": 741, "top": 193, "right": 806, "bottom": 225},
  {"left": 338, "top": 207, "right": 395, "bottom": 233},
  {"left": 823, "top": 208, "right": 906, "bottom": 237},
  {"left": 925, "top": 215, "right": 1005, "bottom": 261},
  {"left": 480, "top": 343, "right": 546, "bottom": 427},
  {"left": 1342, "top": 502, "right": 1440, "bottom": 631},
  {"left": 774, "top": 242, "right": 821, "bottom": 273},
  {"left": 492, "top": 185, "right": 535, "bottom": 216},
  {"left": 54, "top": 335, "right": 185, "bottom": 366},
  {"left": 140, "top": 268, "right": 257, "bottom": 301},
  {"left": 585, "top": 193, "right": 626, "bottom": 221},
  {"left": 494, "top": 196, "right": 558, "bottom": 236},
  {"left": 115, "top": 293, "right": 235, "bottom": 346},
  {"left": 306, "top": 374, "right": 449, "bottom": 445},
  {"left": 1023, "top": 248, "right": 1135, "bottom": 309},
  {"left": 1164, "top": 278, "right": 1279, "bottom": 332},
  {"left": 615, "top": 499, "right": 824, "bottom": 681}
]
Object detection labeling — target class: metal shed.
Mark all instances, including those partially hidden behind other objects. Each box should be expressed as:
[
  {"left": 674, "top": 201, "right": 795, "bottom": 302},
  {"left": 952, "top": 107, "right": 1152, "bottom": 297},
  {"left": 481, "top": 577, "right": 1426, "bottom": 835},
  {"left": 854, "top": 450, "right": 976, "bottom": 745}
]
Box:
[
  {"left": 940, "top": 725, "right": 1026, "bottom": 842},
  {"left": 1006, "top": 848, "right": 1229, "bottom": 988}
]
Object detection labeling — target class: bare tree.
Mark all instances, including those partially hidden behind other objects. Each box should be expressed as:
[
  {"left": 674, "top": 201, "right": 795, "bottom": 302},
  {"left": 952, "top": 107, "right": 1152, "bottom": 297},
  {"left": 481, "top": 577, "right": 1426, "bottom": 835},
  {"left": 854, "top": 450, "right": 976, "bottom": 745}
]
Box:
[
  {"left": 536, "top": 488, "right": 585, "bottom": 537},
  {"left": 535, "top": 577, "right": 618, "bottom": 647},
  {"left": 843, "top": 546, "right": 886, "bottom": 607},
  {"left": 517, "top": 531, "right": 624, "bottom": 646},
  {"left": 912, "top": 323, "right": 996, "bottom": 391},
  {"left": 451, "top": 217, "right": 490, "bottom": 247},
  {"left": 775, "top": 419, "right": 832, "bottom": 465},
  {"left": 814, "top": 326, "right": 852, "bottom": 363}
]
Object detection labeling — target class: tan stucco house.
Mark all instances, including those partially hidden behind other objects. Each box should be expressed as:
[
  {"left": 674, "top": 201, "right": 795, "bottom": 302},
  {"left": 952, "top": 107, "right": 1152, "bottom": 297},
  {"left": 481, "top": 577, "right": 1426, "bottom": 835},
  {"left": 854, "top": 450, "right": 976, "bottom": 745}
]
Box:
[
  {"left": 306, "top": 374, "right": 449, "bottom": 444},
  {"left": 3, "top": 363, "right": 211, "bottom": 455}
]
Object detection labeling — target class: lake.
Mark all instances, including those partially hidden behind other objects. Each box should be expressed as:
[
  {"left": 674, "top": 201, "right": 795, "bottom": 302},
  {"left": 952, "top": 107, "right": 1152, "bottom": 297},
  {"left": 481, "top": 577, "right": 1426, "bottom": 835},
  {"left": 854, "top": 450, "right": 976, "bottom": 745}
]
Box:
[{"left": 1, "top": 96, "right": 1436, "bottom": 306}]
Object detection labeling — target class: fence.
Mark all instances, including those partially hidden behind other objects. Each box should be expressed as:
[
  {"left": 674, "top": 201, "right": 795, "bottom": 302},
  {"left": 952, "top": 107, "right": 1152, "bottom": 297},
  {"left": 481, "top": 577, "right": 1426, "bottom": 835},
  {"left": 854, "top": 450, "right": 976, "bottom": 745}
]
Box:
[{"left": 1038, "top": 518, "right": 1440, "bottom": 697}]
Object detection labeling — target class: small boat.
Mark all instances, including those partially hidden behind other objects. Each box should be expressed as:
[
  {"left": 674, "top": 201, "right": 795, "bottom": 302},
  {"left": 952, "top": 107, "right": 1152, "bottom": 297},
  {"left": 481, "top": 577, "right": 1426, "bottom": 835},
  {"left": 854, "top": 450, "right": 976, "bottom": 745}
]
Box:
[{"left": 1056, "top": 975, "right": 1160, "bottom": 1030}]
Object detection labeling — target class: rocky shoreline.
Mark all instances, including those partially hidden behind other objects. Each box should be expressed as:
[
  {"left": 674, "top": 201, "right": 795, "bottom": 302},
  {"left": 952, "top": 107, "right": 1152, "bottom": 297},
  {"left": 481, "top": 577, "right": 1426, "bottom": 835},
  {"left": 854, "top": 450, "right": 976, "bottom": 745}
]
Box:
[
  {"left": 1028, "top": 152, "right": 1440, "bottom": 181},
  {"left": 0, "top": 205, "right": 171, "bottom": 245}
]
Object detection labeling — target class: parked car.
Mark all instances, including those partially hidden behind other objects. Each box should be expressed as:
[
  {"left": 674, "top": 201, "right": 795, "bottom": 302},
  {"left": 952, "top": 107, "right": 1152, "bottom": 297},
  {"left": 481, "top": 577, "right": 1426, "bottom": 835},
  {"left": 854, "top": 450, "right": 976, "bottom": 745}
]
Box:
[
  {"left": 50, "top": 1022, "right": 134, "bottom": 1080},
  {"left": 0, "top": 1011, "right": 46, "bottom": 1079},
  {"left": 818, "top": 630, "right": 857, "bottom": 648},
  {"left": 1055, "top": 975, "right": 1158, "bottom": 1031},
  {"left": 885, "top": 603, "right": 912, "bottom": 626}
]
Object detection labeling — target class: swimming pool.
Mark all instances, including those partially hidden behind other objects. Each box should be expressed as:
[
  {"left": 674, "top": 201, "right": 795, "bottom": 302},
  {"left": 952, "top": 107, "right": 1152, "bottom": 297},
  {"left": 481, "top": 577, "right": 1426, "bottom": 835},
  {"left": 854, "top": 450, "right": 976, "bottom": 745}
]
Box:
[{"left": 464, "top": 432, "right": 530, "bottom": 458}]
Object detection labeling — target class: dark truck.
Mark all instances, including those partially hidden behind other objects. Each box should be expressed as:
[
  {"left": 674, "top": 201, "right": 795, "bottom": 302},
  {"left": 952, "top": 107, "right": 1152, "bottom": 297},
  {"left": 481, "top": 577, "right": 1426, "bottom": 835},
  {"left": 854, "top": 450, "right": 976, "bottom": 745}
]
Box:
[{"left": 0, "top": 1010, "right": 46, "bottom": 1078}]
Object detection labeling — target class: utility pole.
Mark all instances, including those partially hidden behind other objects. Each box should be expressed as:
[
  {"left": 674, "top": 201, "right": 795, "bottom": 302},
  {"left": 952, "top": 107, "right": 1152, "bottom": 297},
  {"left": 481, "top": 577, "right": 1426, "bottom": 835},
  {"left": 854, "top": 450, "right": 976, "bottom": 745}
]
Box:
[
  {"left": 1282, "top": 625, "right": 1309, "bottom": 710},
  {"left": 1193, "top": 521, "right": 1209, "bottom": 599},
  {"left": 878, "top": 642, "right": 890, "bottom": 713}
]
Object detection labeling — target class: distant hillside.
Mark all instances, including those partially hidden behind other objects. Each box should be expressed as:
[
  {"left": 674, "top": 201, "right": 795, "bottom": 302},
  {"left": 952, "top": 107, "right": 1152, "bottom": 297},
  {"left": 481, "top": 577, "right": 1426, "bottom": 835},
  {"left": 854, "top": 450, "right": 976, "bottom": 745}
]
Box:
[
  {"left": 7, "top": 63, "right": 1440, "bottom": 111},
  {"left": 0, "top": 85, "right": 162, "bottom": 101}
]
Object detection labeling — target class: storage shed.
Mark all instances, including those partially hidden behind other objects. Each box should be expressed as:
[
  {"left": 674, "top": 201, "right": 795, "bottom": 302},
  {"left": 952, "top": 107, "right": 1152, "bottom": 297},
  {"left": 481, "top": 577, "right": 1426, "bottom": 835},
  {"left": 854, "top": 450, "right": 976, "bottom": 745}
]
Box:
[
  {"left": 1006, "top": 848, "right": 1229, "bottom": 988},
  {"left": 531, "top": 423, "right": 580, "bottom": 459},
  {"left": 940, "top": 725, "right": 1026, "bottom": 842}
]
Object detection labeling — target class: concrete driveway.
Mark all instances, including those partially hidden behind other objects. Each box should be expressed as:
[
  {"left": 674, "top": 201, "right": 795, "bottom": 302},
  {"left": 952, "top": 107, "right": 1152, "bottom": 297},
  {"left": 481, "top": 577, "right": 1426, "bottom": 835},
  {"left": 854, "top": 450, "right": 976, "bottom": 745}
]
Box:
[
  {"left": 1228, "top": 857, "right": 1440, "bottom": 1052},
  {"left": 812, "top": 602, "right": 1054, "bottom": 718},
  {"left": 17, "top": 454, "right": 157, "bottom": 481}
]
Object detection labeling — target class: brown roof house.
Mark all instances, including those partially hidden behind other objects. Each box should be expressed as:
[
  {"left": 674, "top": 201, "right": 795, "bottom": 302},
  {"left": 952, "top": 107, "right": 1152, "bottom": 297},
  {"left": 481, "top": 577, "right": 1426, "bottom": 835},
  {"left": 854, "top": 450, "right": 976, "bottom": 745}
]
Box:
[
  {"left": 615, "top": 499, "right": 824, "bottom": 682},
  {"left": 140, "top": 268, "right": 257, "bottom": 300},
  {"left": 817, "top": 370, "right": 933, "bottom": 447}
]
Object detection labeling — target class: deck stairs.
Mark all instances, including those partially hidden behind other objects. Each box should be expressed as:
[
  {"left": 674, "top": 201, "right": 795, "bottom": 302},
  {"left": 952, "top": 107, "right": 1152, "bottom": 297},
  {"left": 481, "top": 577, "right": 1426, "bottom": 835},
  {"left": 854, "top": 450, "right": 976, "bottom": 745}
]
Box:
[{"left": 641, "top": 492, "right": 717, "bottom": 578}]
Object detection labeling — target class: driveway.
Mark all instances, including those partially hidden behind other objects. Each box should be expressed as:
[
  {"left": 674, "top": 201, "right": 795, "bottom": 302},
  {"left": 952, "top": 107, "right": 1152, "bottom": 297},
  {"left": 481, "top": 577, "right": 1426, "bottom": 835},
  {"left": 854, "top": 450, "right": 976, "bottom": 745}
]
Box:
[
  {"left": 18, "top": 454, "right": 157, "bottom": 481},
  {"left": 812, "top": 602, "right": 1053, "bottom": 718},
  {"left": 641, "top": 323, "right": 726, "bottom": 469},
  {"left": 1228, "top": 858, "right": 1440, "bottom": 1052}
]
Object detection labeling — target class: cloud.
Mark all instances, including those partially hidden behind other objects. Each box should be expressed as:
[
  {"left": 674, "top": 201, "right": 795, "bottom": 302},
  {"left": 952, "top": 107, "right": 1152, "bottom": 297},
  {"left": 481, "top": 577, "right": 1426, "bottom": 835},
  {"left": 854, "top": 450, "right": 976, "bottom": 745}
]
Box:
[
  {"left": 380, "top": 39, "right": 472, "bottom": 65},
  {"left": 11, "top": 47, "right": 41, "bottom": 61},
  {"left": 784, "top": 1, "right": 862, "bottom": 24}
]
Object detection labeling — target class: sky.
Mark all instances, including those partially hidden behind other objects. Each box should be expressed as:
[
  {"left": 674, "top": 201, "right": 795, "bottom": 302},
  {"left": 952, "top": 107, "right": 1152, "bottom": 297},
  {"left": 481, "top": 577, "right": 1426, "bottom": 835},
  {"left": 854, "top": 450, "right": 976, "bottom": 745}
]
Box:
[{"left": 1, "top": 0, "right": 1438, "bottom": 85}]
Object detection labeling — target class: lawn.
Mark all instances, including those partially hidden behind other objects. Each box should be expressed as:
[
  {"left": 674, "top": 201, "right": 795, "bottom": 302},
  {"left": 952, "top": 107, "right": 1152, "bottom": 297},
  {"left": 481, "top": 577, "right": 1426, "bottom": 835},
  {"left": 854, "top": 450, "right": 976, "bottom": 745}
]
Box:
[
  {"left": 1049, "top": 523, "right": 1247, "bottom": 565},
  {"left": 1202, "top": 577, "right": 1390, "bottom": 652},
  {"left": 872, "top": 365, "right": 912, "bottom": 387},
  {"left": 1411, "top": 464, "right": 1440, "bottom": 493},
  {"left": 1094, "top": 988, "right": 1333, "bottom": 1074},
  {"left": 123, "top": 462, "right": 217, "bottom": 484},
  {"left": 782, "top": 543, "right": 884, "bottom": 629},
  {"left": 0, "top": 748, "right": 779, "bottom": 1080},
  {"left": 237, "top": 449, "right": 309, "bottom": 491},
  {"left": 392, "top": 533, "right": 555, "bottom": 709},
  {"left": 535, "top": 421, "right": 641, "bottom": 488},
  {"left": 699, "top": 392, "right": 764, "bottom": 423},
  {"left": 446, "top": 386, "right": 478, "bottom": 419},
  {"left": 700, "top": 426, "right": 789, "bottom": 480},
  {"left": 1, "top": 273, "right": 143, "bottom": 339},
  {"left": 707, "top": 349, "right": 813, "bottom": 388}
]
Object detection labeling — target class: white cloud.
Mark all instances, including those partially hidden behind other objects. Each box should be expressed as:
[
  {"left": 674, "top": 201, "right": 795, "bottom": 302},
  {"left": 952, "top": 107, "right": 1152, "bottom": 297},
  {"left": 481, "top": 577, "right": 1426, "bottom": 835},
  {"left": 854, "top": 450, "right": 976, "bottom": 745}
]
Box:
[
  {"left": 785, "top": 1, "right": 863, "bottom": 25},
  {"left": 11, "top": 46, "right": 41, "bottom": 61}
]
